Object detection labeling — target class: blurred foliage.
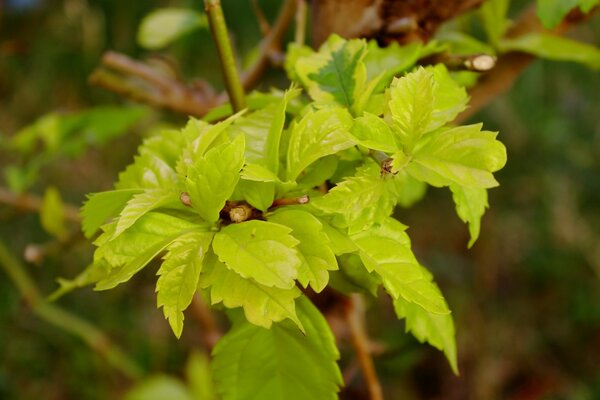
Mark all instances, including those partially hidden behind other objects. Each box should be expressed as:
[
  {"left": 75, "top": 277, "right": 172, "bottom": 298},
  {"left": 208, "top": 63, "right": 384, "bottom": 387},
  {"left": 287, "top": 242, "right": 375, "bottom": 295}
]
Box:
[{"left": 0, "top": 0, "right": 599, "bottom": 399}]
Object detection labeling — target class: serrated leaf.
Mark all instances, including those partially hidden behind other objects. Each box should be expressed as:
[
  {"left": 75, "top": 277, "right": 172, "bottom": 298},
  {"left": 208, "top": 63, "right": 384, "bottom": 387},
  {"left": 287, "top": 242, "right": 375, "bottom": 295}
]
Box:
[
  {"left": 314, "top": 174, "right": 393, "bottom": 233},
  {"left": 295, "top": 34, "right": 367, "bottom": 108},
  {"left": 114, "top": 189, "right": 179, "bottom": 239},
  {"left": 137, "top": 8, "right": 207, "bottom": 50},
  {"left": 94, "top": 212, "right": 200, "bottom": 290},
  {"left": 450, "top": 184, "right": 488, "bottom": 248},
  {"left": 394, "top": 296, "right": 458, "bottom": 374},
  {"left": 316, "top": 217, "right": 358, "bottom": 255},
  {"left": 199, "top": 252, "right": 302, "bottom": 329},
  {"left": 407, "top": 124, "right": 507, "bottom": 188},
  {"left": 286, "top": 107, "right": 355, "bottom": 181},
  {"left": 40, "top": 186, "right": 68, "bottom": 239},
  {"left": 268, "top": 209, "right": 338, "bottom": 292},
  {"left": 157, "top": 231, "right": 214, "bottom": 338},
  {"left": 186, "top": 135, "right": 245, "bottom": 224},
  {"left": 228, "top": 107, "right": 276, "bottom": 167},
  {"left": 265, "top": 88, "right": 299, "bottom": 175},
  {"left": 499, "top": 33, "right": 600, "bottom": 69},
  {"left": 536, "top": 0, "right": 580, "bottom": 28},
  {"left": 350, "top": 112, "right": 398, "bottom": 152},
  {"left": 211, "top": 297, "right": 342, "bottom": 400},
  {"left": 386, "top": 170, "right": 428, "bottom": 208},
  {"left": 116, "top": 152, "right": 178, "bottom": 190},
  {"left": 212, "top": 220, "right": 301, "bottom": 289},
  {"left": 352, "top": 219, "right": 450, "bottom": 314},
  {"left": 81, "top": 189, "right": 142, "bottom": 238}
]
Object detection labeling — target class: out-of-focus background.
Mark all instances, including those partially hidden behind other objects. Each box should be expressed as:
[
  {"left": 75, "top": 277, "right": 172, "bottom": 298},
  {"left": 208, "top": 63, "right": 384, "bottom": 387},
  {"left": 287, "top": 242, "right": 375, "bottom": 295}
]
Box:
[{"left": 0, "top": 0, "right": 599, "bottom": 399}]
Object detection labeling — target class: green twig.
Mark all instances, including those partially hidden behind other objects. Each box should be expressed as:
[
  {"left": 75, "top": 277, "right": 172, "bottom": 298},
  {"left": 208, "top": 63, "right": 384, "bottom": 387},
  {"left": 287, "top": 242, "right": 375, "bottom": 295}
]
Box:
[
  {"left": 295, "top": 0, "right": 307, "bottom": 45},
  {"left": 204, "top": 0, "right": 246, "bottom": 112},
  {"left": 0, "top": 240, "right": 143, "bottom": 380}
]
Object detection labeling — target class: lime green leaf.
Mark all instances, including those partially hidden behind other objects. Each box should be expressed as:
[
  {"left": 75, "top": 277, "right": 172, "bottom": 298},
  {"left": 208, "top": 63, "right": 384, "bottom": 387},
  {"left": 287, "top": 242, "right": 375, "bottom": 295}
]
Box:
[
  {"left": 186, "top": 135, "right": 245, "bottom": 224},
  {"left": 265, "top": 88, "right": 300, "bottom": 175},
  {"left": 499, "top": 33, "right": 600, "bottom": 69},
  {"left": 241, "top": 163, "right": 281, "bottom": 182},
  {"left": 48, "top": 261, "right": 111, "bottom": 301},
  {"left": 211, "top": 297, "right": 342, "bottom": 400},
  {"left": 40, "top": 186, "right": 68, "bottom": 239},
  {"left": 352, "top": 219, "right": 450, "bottom": 314},
  {"left": 199, "top": 252, "right": 302, "bottom": 329},
  {"left": 94, "top": 212, "right": 199, "bottom": 290},
  {"left": 536, "top": 0, "right": 580, "bottom": 28},
  {"left": 157, "top": 231, "right": 214, "bottom": 338},
  {"left": 186, "top": 352, "right": 218, "bottom": 400},
  {"left": 237, "top": 180, "right": 275, "bottom": 212},
  {"left": 138, "top": 8, "right": 207, "bottom": 49},
  {"left": 407, "top": 124, "right": 507, "bottom": 188},
  {"left": 228, "top": 106, "right": 276, "bottom": 167},
  {"left": 212, "top": 220, "right": 301, "bottom": 289},
  {"left": 428, "top": 64, "right": 470, "bottom": 131},
  {"left": 386, "top": 170, "right": 428, "bottom": 208},
  {"left": 114, "top": 189, "right": 179, "bottom": 239},
  {"left": 81, "top": 189, "right": 143, "bottom": 238},
  {"left": 286, "top": 107, "right": 354, "bottom": 181},
  {"left": 394, "top": 296, "right": 458, "bottom": 374},
  {"left": 364, "top": 41, "right": 425, "bottom": 89},
  {"left": 295, "top": 34, "right": 367, "bottom": 108},
  {"left": 480, "top": 0, "right": 510, "bottom": 44},
  {"left": 350, "top": 112, "right": 398, "bottom": 152},
  {"left": 117, "top": 153, "right": 178, "bottom": 190},
  {"left": 314, "top": 174, "right": 393, "bottom": 233},
  {"left": 285, "top": 43, "right": 314, "bottom": 82},
  {"left": 450, "top": 184, "right": 488, "bottom": 248},
  {"left": 269, "top": 210, "right": 338, "bottom": 292},
  {"left": 330, "top": 253, "right": 381, "bottom": 296},
  {"left": 125, "top": 375, "right": 193, "bottom": 400}
]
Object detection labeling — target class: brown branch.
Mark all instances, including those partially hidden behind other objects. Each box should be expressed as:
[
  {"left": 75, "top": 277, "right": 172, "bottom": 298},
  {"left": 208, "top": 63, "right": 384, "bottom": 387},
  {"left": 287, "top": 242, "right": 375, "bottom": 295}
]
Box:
[
  {"left": 251, "top": 0, "right": 272, "bottom": 36},
  {"left": 456, "top": 6, "right": 595, "bottom": 123},
  {"left": 189, "top": 294, "right": 222, "bottom": 352},
  {"left": 343, "top": 294, "right": 383, "bottom": 400},
  {"left": 0, "top": 187, "right": 80, "bottom": 222}
]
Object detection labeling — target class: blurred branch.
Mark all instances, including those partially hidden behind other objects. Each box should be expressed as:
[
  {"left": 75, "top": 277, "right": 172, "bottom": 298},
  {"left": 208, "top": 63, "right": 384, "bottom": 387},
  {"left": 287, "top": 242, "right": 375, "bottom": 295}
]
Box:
[
  {"left": 456, "top": 6, "right": 597, "bottom": 123},
  {"left": 295, "top": 0, "right": 308, "bottom": 45},
  {"left": 0, "top": 240, "right": 143, "bottom": 379},
  {"left": 190, "top": 295, "right": 222, "bottom": 352},
  {"left": 0, "top": 186, "right": 80, "bottom": 222}
]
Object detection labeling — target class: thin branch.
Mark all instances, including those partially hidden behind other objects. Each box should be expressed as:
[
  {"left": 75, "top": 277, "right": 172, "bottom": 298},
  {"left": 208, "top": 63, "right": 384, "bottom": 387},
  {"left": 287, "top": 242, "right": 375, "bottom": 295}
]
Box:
[
  {"left": 343, "top": 294, "right": 383, "bottom": 400},
  {"left": 0, "top": 240, "right": 143, "bottom": 379},
  {"left": 205, "top": 0, "right": 246, "bottom": 112},
  {"left": 295, "top": 0, "right": 307, "bottom": 45},
  {"left": 251, "top": 0, "right": 271, "bottom": 36},
  {"left": 0, "top": 187, "right": 80, "bottom": 222}
]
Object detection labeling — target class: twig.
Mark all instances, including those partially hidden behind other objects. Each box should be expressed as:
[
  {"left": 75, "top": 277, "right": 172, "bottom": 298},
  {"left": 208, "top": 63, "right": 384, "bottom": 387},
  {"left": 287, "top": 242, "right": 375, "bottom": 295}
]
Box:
[
  {"left": 295, "top": 0, "right": 307, "bottom": 45},
  {"left": 189, "top": 295, "right": 222, "bottom": 352},
  {"left": 251, "top": 0, "right": 271, "bottom": 36},
  {"left": 271, "top": 195, "right": 309, "bottom": 207},
  {"left": 0, "top": 240, "right": 143, "bottom": 379},
  {"left": 205, "top": 0, "right": 246, "bottom": 112},
  {"left": 0, "top": 186, "right": 80, "bottom": 222},
  {"left": 343, "top": 294, "right": 383, "bottom": 400}
]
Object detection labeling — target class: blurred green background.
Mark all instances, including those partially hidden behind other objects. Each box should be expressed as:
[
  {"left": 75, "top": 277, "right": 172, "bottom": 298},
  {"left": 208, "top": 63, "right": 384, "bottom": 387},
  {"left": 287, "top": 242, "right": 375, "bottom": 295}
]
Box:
[{"left": 1, "top": 0, "right": 599, "bottom": 399}]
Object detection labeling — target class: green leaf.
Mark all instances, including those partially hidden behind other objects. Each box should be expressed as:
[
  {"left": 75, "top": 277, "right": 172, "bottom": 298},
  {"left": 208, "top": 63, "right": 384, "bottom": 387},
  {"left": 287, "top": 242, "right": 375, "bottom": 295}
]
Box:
[
  {"left": 450, "top": 184, "right": 488, "bottom": 248},
  {"left": 114, "top": 189, "right": 179, "bottom": 239},
  {"left": 580, "top": 0, "right": 600, "bottom": 12},
  {"left": 185, "top": 135, "right": 245, "bottom": 224},
  {"left": 157, "top": 231, "right": 214, "bottom": 338},
  {"left": 350, "top": 112, "right": 398, "bottom": 152},
  {"left": 212, "top": 220, "right": 301, "bottom": 289},
  {"left": 499, "top": 33, "right": 600, "bottom": 69},
  {"left": 211, "top": 297, "right": 342, "bottom": 400},
  {"left": 241, "top": 163, "right": 281, "bottom": 182},
  {"left": 40, "top": 186, "right": 68, "bottom": 239},
  {"left": 186, "top": 352, "right": 218, "bottom": 400},
  {"left": 407, "top": 124, "right": 507, "bottom": 188},
  {"left": 314, "top": 174, "right": 393, "bottom": 233},
  {"left": 536, "top": 0, "right": 580, "bottom": 28},
  {"left": 124, "top": 375, "right": 193, "bottom": 400},
  {"left": 48, "top": 261, "right": 111, "bottom": 301},
  {"left": 268, "top": 210, "right": 338, "bottom": 292},
  {"left": 81, "top": 189, "right": 143, "bottom": 238},
  {"left": 364, "top": 41, "right": 425, "bottom": 89},
  {"left": 394, "top": 296, "right": 458, "bottom": 374},
  {"left": 94, "top": 212, "right": 199, "bottom": 290},
  {"left": 386, "top": 170, "right": 428, "bottom": 208},
  {"left": 480, "top": 0, "right": 510, "bottom": 44},
  {"left": 330, "top": 253, "right": 381, "bottom": 296},
  {"left": 265, "top": 88, "right": 300, "bottom": 175},
  {"left": 318, "top": 218, "right": 358, "bottom": 255},
  {"left": 352, "top": 218, "right": 450, "bottom": 314},
  {"left": 199, "top": 252, "right": 303, "bottom": 329},
  {"left": 295, "top": 35, "right": 367, "bottom": 108},
  {"left": 237, "top": 180, "right": 275, "bottom": 212},
  {"left": 116, "top": 152, "right": 178, "bottom": 190},
  {"left": 138, "top": 8, "right": 207, "bottom": 49},
  {"left": 286, "top": 107, "right": 354, "bottom": 181}
]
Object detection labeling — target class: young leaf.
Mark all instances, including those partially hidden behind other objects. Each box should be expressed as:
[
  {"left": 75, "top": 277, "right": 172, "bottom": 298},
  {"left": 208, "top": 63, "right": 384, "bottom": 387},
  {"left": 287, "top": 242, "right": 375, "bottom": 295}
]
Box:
[
  {"left": 450, "top": 184, "right": 488, "bottom": 248},
  {"left": 480, "top": 0, "right": 510, "bottom": 45},
  {"left": 265, "top": 88, "right": 299, "bottom": 175},
  {"left": 536, "top": 0, "right": 581, "bottom": 29},
  {"left": 286, "top": 107, "right": 355, "bottom": 181},
  {"left": 40, "top": 186, "right": 67, "bottom": 239},
  {"left": 237, "top": 180, "right": 275, "bottom": 212},
  {"left": 49, "top": 261, "right": 111, "bottom": 301},
  {"left": 185, "top": 135, "right": 245, "bottom": 224},
  {"left": 116, "top": 152, "right": 178, "bottom": 190},
  {"left": 212, "top": 220, "right": 301, "bottom": 289},
  {"left": 352, "top": 219, "right": 450, "bottom": 314},
  {"left": 241, "top": 163, "right": 281, "bottom": 182},
  {"left": 350, "top": 112, "right": 399, "bottom": 152},
  {"left": 499, "top": 33, "right": 600, "bottom": 69},
  {"left": 211, "top": 297, "right": 342, "bottom": 400},
  {"left": 268, "top": 209, "right": 338, "bottom": 292},
  {"left": 318, "top": 217, "right": 358, "bottom": 255},
  {"left": 81, "top": 189, "right": 143, "bottom": 238},
  {"left": 394, "top": 296, "right": 458, "bottom": 374},
  {"left": 364, "top": 41, "right": 425, "bottom": 89},
  {"left": 156, "top": 230, "right": 214, "bottom": 338},
  {"left": 114, "top": 189, "right": 179, "bottom": 239},
  {"left": 386, "top": 170, "right": 428, "bottom": 208},
  {"left": 407, "top": 124, "right": 507, "bottom": 188},
  {"left": 295, "top": 34, "right": 367, "bottom": 108},
  {"left": 199, "top": 252, "right": 303, "bottom": 329},
  {"left": 137, "top": 8, "right": 207, "bottom": 50}
]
